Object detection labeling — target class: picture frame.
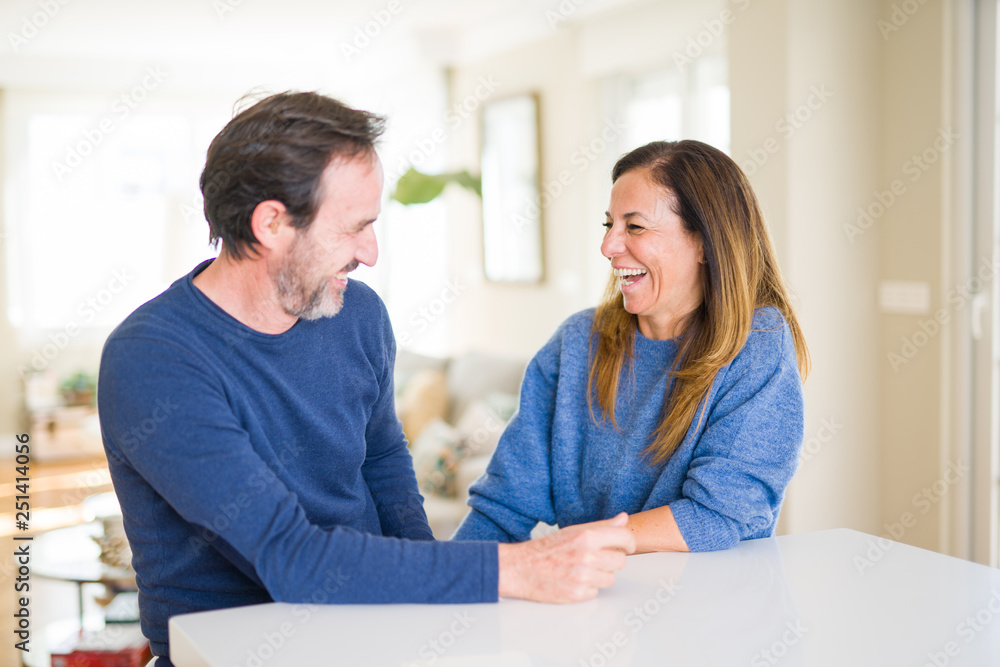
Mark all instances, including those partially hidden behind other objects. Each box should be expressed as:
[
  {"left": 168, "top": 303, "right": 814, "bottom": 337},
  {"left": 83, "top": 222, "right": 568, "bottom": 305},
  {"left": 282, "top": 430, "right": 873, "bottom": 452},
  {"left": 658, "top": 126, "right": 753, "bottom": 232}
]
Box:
[{"left": 480, "top": 93, "right": 544, "bottom": 284}]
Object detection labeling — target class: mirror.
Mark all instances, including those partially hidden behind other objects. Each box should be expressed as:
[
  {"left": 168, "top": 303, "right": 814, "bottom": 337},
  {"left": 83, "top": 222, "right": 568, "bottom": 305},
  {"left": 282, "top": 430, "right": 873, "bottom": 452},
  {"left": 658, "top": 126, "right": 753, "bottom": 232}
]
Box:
[{"left": 480, "top": 93, "right": 544, "bottom": 283}]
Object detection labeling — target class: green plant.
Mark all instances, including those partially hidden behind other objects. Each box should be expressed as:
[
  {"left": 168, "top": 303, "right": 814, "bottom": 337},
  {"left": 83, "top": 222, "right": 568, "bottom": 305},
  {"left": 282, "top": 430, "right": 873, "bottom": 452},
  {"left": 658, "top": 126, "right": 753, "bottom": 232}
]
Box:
[
  {"left": 390, "top": 167, "right": 481, "bottom": 205},
  {"left": 59, "top": 371, "right": 97, "bottom": 405}
]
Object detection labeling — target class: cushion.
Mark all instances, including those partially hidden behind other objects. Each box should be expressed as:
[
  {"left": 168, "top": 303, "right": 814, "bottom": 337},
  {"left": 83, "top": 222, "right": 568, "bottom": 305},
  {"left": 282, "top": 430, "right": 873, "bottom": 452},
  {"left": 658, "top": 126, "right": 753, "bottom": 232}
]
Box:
[
  {"left": 453, "top": 392, "right": 518, "bottom": 457},
  {"left": 446, "top": 353, "right": 526, "bottom": 423},
  {"left": 397, "top": 368, "right": 448, "bottom": 445},
  {"left": 410, "top": 419, "right": 463, "bottom": 497},
  {"left": 394, "top": 350, "right": 448, "bottom": 397},
  {"left": 455, "top": 454, "right": 492, "bottom": 501}
]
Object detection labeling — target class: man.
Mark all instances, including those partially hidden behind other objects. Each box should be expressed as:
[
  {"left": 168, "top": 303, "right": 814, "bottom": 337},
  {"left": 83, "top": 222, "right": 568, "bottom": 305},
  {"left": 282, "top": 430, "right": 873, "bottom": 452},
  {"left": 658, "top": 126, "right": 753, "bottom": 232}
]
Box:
[{"left": 98, "top": 91, "right": 634, "bottom": 665}]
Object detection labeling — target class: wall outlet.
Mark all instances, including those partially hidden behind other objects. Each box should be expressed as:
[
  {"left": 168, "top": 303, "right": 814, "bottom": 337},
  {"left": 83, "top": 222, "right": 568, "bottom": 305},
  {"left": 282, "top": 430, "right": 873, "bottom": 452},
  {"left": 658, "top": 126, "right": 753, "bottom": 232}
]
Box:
[{"left": 879, "top": 280, "right": 931, "bottom": 314}]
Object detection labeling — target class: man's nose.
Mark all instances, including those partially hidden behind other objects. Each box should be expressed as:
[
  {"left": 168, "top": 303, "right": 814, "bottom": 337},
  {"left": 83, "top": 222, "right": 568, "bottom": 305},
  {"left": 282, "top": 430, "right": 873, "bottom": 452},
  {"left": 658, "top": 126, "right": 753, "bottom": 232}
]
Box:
[{"left": 356, "top": 223, "right": 378, "bottom": 267}]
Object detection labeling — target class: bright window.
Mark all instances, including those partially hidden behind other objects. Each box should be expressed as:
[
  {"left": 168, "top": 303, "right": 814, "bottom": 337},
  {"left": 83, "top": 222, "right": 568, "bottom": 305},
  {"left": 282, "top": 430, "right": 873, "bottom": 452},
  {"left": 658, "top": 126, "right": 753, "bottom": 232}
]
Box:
[
  {"left": 621, "top": 55, "right": 730, "bottom": 154},
  {"left": 5, "top": 103, "right": 223, "bottom": 336}
]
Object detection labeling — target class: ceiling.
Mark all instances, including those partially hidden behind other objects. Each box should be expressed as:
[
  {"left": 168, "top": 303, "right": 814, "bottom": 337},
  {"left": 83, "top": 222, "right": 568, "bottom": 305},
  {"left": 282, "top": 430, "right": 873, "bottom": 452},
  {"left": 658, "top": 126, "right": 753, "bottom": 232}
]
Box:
[{"left": 0, "top": 0, "right": 645, "bottom": 94}]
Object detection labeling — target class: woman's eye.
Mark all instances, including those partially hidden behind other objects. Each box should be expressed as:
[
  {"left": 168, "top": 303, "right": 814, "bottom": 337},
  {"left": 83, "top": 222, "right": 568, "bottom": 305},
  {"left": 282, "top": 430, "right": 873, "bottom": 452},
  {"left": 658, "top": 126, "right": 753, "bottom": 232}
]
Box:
[
  {"left": 602, "top": 221, "right": 613, "bottom": 231},
  {"left": 627, "top": 224, "right": 643, "bottom": 232}
]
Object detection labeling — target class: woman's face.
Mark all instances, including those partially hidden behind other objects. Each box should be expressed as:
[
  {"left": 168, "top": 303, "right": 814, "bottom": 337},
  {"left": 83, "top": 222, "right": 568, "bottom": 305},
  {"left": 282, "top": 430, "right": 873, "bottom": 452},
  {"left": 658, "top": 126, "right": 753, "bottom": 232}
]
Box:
[{"left": 601, "top": 167, "right": 705, "bottom": 340}]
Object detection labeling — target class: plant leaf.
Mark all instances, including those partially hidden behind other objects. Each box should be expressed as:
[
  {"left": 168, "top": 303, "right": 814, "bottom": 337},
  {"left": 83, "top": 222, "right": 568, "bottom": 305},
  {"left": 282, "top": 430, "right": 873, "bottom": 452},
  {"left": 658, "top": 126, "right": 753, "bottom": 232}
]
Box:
[
  {"left": 390, "top": 167, "right": 481, "bottom": 205},
  {"left": 390, "top": 168, "right": 446, "bottom": 205}
]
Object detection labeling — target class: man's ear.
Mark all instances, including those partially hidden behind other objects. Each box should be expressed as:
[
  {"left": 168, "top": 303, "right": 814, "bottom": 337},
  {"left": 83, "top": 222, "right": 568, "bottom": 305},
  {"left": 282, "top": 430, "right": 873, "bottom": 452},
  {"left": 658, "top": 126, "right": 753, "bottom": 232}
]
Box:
[{"left": 250, "top": 200, "right": 293, "bottom": 251}]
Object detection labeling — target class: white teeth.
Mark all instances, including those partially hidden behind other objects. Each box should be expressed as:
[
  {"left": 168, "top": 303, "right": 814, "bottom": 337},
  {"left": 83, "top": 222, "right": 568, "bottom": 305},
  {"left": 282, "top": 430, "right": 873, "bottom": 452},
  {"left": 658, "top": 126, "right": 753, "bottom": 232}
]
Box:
[{"left": 612, "top": 268, "right": 647, "bottom": 277}]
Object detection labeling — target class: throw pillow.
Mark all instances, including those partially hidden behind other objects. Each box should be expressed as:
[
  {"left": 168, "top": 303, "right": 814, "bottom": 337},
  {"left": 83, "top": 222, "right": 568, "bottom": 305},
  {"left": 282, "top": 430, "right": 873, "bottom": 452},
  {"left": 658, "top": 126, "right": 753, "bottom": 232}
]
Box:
[
  {"left": 410, "top": 419, "right": 463, "bottom": 498},
  {"left": 397, "top": 368, "right": 448, "bottom": 445}
]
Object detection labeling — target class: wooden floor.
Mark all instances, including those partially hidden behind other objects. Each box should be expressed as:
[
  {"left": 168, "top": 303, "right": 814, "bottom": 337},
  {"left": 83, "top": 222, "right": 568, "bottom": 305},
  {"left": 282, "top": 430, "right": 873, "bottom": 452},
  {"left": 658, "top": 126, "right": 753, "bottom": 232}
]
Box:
[{"left": 0, "top": 454, "right": 114, "bottom": 667}]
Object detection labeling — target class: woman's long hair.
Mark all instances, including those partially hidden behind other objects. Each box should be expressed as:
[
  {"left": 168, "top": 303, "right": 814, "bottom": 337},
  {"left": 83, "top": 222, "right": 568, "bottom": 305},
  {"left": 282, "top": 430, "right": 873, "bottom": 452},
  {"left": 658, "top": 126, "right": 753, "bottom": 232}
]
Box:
[{"left": 588, "top": 140, "right": 810, "bottom": 465}]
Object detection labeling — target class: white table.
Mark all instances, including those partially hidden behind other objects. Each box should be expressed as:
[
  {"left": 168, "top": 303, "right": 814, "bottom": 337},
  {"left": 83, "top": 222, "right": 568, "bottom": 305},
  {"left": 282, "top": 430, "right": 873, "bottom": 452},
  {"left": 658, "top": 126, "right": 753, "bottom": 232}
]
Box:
[{"left": 169, "top": 529, "right": 1000, "bottom": 666}]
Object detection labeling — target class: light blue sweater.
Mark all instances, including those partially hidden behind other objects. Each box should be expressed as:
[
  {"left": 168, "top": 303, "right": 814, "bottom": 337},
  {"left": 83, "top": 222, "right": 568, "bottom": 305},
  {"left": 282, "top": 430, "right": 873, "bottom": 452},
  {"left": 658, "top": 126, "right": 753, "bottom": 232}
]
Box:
[{"left": 453, "top": 307, "right": 804, "bottom": 551}]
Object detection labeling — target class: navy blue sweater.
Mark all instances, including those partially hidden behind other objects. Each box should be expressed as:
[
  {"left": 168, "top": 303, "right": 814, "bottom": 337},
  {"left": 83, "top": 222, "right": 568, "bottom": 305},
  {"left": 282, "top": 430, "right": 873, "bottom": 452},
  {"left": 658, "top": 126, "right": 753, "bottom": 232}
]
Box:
[
  {"left": 454, "top": 307, "right": 804, "bottom": 551},
  {"left": 98, "top": 260, "right": 497, "bottom": 661}
]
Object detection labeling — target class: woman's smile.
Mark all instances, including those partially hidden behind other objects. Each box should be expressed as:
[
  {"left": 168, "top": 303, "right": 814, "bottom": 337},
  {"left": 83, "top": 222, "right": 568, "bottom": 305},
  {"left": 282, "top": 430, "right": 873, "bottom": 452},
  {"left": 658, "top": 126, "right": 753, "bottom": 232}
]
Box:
[{"left": 613, "top": 266, "right": 648, "bottom": 291}]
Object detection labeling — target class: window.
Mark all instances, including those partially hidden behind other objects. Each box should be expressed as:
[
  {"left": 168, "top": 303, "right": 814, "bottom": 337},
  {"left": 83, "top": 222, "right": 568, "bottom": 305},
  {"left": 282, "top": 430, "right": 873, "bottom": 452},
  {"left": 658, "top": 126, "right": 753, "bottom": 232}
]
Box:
[
  {"left": 971, "top": 0, "right": 1000, "bottom": 568},
  {"left": 5, "top": 96, "right": 224, "bottom": 339},
  {"left": 620, "top": 55, "right": 730, "bottom": 154}
]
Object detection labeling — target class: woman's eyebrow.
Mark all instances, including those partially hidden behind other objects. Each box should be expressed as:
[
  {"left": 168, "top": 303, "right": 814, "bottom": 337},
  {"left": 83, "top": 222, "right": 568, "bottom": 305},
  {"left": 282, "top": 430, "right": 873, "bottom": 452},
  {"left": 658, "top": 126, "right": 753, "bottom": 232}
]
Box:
[{"left": 605, "top": 211, "right": 649, "bottom": 220}]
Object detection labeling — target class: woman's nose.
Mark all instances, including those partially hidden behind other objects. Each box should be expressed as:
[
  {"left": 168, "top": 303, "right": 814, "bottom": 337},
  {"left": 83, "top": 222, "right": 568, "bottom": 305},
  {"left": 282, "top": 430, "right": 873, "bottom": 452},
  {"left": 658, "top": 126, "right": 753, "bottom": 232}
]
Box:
[{"left": 601, "top": 225, "right": 624, "bottom": 259}]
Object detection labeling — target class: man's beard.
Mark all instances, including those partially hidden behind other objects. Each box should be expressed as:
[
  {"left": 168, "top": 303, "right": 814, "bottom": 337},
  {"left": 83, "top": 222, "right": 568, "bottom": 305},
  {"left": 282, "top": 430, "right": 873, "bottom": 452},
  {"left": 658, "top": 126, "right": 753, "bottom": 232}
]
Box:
[{"left": 271, "top": 234, "right": 356, "bottom": 321}]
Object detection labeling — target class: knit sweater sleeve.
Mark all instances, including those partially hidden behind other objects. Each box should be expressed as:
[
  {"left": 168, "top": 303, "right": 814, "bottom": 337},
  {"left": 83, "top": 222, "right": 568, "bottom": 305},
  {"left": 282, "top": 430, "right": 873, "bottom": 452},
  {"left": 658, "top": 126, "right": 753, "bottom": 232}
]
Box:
[
  {"left": 361, "top": 301, "right": 435, "bottom": 541},
  {"left": 99, "top": 334, "right": 498, "bottom": 604},
  {"left": 669, "top": 315, "right": 805, "bottom": 552},
  {"left": 453, "top": 328, "right": 563, "bottom": 543}
]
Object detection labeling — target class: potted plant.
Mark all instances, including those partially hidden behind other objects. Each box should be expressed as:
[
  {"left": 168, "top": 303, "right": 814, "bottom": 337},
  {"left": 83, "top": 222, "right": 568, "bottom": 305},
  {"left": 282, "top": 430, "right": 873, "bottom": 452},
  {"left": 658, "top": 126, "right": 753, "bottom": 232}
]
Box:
[{"left": 60, "top": 371, "right": 97, "bottom": 406}]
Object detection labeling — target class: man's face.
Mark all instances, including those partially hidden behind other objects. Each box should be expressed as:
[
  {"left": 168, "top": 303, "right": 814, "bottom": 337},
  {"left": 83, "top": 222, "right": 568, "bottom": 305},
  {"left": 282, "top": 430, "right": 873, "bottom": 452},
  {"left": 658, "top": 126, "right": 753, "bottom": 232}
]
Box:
[{"left": 271, "top": 153, "right": 382, "bottom": 320}]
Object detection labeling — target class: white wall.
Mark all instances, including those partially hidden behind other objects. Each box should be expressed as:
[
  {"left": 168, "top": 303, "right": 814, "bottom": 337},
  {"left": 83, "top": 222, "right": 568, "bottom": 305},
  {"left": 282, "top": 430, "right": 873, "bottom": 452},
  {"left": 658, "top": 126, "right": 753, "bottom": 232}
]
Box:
[
  {"left": 446, "top": 29, "right": 602, "bottom": 358},
  {"left": 444, "top": 0, "right": 730, "bottom": 359},
  {"left": 877, "top": 0, "right": 964, "bottom": 555},
  {"left": 774, "top": 0, "right": 883, "bottom": 537},
  {"left": 443, "top": 0, "right": 972, "bottom": 547}
]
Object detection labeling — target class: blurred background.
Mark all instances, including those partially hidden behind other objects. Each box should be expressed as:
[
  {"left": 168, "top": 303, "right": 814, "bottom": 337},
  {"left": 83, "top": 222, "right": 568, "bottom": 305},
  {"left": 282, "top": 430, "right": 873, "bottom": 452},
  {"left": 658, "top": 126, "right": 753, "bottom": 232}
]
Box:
[{"left": 0, "top": 0, "right": 997, "bottom": 663}]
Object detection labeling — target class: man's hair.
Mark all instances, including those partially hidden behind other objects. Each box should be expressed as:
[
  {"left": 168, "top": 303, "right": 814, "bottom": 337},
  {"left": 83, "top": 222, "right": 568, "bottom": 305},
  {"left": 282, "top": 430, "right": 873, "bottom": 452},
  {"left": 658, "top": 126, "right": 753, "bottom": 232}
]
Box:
[{"left": 200, "top": 91, "right": 386, "bottom": 259}]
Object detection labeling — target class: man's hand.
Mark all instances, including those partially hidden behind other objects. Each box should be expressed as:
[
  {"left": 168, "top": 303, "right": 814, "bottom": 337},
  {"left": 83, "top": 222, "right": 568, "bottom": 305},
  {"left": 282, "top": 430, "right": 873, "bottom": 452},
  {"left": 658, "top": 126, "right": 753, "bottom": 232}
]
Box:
[{"left": 497, "top": 513, "right": 636, "bottom": 603}]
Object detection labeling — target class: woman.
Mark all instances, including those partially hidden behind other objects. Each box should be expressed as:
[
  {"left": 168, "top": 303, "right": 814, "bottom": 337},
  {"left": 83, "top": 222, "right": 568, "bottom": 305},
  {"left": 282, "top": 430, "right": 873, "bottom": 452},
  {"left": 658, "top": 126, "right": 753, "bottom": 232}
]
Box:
[{"left": 453, "top": 140, "right": 809, "bottom": 553}]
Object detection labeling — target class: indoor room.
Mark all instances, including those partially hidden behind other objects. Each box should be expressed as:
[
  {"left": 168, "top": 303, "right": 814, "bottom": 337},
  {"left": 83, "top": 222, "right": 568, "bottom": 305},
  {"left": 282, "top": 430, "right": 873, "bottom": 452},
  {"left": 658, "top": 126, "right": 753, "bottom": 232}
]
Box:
[{"left": 0, "top": 0, "right": 997, "bottom": 665}]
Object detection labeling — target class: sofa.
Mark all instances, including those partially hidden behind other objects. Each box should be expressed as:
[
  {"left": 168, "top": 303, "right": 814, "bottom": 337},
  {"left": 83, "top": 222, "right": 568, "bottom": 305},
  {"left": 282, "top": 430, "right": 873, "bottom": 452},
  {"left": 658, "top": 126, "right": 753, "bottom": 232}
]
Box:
[{"left": 394, "top": 349, "right": 527, "bottom": 538}]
